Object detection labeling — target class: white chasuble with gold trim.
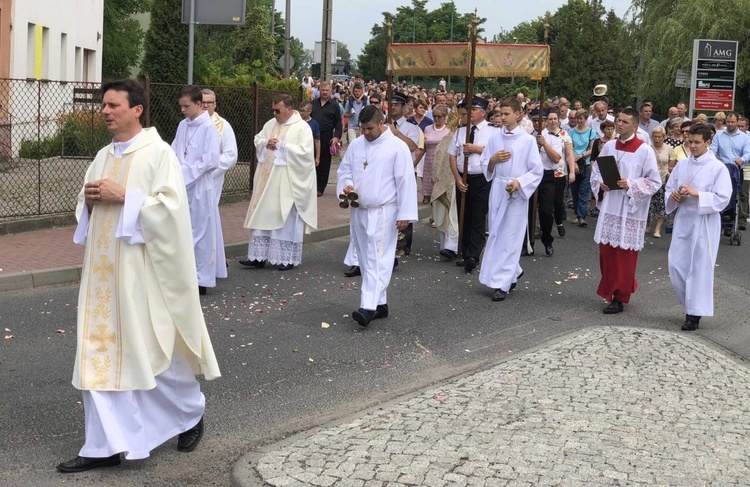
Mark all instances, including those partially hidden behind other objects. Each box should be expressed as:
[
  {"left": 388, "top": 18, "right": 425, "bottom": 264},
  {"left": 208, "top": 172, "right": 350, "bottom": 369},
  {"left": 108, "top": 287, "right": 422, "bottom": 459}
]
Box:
[{"left": 80, "top": 153, "right": 132, "bottom": 389}]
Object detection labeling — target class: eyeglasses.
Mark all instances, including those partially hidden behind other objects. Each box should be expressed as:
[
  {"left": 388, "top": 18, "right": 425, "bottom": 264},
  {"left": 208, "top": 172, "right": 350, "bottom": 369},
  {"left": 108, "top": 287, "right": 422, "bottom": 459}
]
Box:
[
  {"left": 272, "top": 109, "right": 282, "bottom": 114},
  {"left": 202, "top": 101, "right": 216, "bottom": 105},
  {"left": 681, "top": 130, "right": 690, "bottom": 135}
]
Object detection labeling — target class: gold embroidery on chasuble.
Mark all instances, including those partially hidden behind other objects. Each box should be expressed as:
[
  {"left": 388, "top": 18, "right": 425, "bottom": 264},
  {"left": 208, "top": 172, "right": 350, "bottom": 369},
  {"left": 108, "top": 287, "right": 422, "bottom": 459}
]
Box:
[
  {"left": 248, "top": 123, "right": 291, "bottom": 217},
  {"left": 81, "top": 153, "right": 133, "bottom": 389},
  {"left": 212, "top": 113, "right": 225, "bottom": 143}
]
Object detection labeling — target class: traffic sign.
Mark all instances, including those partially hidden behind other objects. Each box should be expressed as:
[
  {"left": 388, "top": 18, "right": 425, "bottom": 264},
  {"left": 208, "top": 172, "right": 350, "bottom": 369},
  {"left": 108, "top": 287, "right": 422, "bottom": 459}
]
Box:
[{"left": 689, "top": 39, "right": 738, "bottom": 116}]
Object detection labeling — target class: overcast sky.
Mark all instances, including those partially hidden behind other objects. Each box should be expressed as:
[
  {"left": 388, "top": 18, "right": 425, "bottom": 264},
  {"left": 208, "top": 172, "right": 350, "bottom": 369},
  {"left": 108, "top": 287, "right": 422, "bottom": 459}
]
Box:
[{"left": 276, "top": 0, "right": 631, "bottom": 61}]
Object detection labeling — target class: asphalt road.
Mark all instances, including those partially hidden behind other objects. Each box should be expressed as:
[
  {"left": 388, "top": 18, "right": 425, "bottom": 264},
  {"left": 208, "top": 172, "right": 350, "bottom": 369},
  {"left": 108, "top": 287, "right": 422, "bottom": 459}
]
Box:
[{"left": 1, "top": 218, "right": 749, "bottom": 486}]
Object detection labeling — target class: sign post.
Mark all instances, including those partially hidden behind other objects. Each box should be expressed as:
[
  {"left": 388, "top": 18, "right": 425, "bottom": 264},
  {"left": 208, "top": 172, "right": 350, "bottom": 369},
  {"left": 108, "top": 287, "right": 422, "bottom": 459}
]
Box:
[{"left": 689, "top": 39, "right": 738, "bottom": 118}]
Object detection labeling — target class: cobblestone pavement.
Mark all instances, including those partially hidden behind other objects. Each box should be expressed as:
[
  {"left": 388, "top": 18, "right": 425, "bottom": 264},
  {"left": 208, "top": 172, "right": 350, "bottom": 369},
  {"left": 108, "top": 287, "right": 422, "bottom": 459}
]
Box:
[{"left": 250, "top": 327, "right": 750, "bottom": 486}]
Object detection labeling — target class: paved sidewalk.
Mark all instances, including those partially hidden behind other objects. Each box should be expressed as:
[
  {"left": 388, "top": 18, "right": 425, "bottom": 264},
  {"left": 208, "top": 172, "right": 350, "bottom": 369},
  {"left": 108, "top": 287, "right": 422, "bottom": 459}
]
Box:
[{"left": 233, "top": 327, "right": 750, "bottom": 486}]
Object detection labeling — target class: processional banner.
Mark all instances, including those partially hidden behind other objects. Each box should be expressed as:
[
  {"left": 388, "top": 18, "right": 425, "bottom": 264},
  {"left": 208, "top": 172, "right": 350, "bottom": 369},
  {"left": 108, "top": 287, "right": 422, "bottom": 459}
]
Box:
[{"left": 387, "top": 42, "right": 550, "bottom": 78}]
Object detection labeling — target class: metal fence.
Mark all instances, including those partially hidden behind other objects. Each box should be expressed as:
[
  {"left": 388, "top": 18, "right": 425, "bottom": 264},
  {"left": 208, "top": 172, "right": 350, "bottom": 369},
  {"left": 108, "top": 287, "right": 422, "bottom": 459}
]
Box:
[{"left": 0, "top": 77, "right": 303, "bottom": 220}]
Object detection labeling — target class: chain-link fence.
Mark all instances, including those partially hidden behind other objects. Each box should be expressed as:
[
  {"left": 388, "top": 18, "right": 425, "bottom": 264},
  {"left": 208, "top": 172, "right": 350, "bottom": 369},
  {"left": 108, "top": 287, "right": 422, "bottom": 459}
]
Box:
[{"left": 0, "top": 78, "right": 302, "bottom": 220}]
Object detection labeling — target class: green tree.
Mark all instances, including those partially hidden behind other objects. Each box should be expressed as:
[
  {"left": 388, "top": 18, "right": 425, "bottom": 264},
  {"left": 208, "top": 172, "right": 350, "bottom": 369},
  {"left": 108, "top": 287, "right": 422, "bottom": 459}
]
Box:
[
  {"left": 102, "top": 0, "right": 151, "bottom": 80},
  {"left": 336, "top": 41, "right": 351, "bottom": 61},
  {"left": 141, "top": 0, "right": 188, "bottom": 83},
  {"left": 233, "top": 5, "right": 277, "bottom": 78},
  {"left": 629, "top": 0, "right": 750, "bottom": 115}
]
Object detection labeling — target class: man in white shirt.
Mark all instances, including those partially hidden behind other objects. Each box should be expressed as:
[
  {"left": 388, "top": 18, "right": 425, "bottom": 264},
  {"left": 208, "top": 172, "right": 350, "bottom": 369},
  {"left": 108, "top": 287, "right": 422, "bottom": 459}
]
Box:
[
  {"left": 659, "top": 106, "right": 679, "bottom": 128},
  {"left": 448, "top": 96, "right": 495, "bottom": 272},
  {"left": 587, "top": 101, "right": 615, "bottom": 137},
  {"left": 638, "top": 103, "right": 660, "bottom": 136},
  {"left": 710, "top": 111, "right": 750, "bottom": 229}
]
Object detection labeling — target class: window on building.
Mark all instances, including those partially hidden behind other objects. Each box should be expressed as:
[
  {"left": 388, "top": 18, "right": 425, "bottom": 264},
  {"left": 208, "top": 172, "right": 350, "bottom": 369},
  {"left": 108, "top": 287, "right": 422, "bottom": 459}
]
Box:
[
  {"left": 25, "top": 23, "right": 49, "bottom": 79},
  {"left": 75, "top": 46, "right": 82, "bottom": 81},
  {"left": 60, "top": 33, "right": 68, "bottom": 80},
  {"left": 83, "top": 48, "right": 95, "bottom": 82}
]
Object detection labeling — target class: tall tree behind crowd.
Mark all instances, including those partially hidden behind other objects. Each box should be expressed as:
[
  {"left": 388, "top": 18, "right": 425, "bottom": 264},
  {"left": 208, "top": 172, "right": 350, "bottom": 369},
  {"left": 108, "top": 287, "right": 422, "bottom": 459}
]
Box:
[
  {"left": 629, "top": 0, "right": 749, "bottom": 115},
  {"left": 102, "top": 0, "right": 151, "bottom": 80}
]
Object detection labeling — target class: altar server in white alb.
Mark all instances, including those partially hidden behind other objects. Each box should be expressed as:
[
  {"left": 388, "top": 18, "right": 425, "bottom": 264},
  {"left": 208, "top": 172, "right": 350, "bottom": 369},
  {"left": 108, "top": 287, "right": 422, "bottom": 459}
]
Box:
[
  {"left": 58, "top": 79, "right": 220, "bottom": 474},
  {"left": 590, "top": 107, "right": 662, "bottom": 314},
  {"left": 171, "top": 85, "right": 221, "bottom": 294},
  {"left": 241, "top": 94, "right": 317, "bottom": 271},
  {"left": 479, "top": 98, "right": 543, "bottom": 302},
  {"left": 666, "top": 123, "right": 732, "bottom": 331},
  {"left": 202, "top": 88, "right": 238, "bottom": 272},
  {"left": 337, "top": 105, "right": 418, "bottom": 327}
]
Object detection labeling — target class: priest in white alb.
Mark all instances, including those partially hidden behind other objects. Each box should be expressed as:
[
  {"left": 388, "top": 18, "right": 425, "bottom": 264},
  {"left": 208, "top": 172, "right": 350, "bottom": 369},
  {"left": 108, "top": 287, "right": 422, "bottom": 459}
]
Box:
[
  {"left": 479, "top": 98, "right": 543, "bottom": 302},
  {"left": 58, "top": 79, "right": 220, "bottom": 474},
  {"left": 171, "top": 85, "right": 221, "bottom": 294},
  {"left": 202, "top": 88, "right": 238, "bottom": 276},
  {"left": 666, "top": 124, "right": 732, "bottom": 331},
  {"left": 338, "top": 105, "right": 418, "bottom": 328},
  {"left": 241, "top": 94, "right": 317, "bottom": 271},
  {"left": 591, "top": 107, "right": 662, "bottom": 314}
]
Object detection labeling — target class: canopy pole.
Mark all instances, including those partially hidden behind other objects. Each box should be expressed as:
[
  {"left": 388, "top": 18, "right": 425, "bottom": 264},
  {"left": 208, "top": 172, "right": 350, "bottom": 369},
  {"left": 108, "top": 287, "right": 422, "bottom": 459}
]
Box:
[
  {"left": 385, "top": 22, "right": 393, "bottom": 125},
  {"left": 457, "top": 18, "right": 479, "bottom": 250}
]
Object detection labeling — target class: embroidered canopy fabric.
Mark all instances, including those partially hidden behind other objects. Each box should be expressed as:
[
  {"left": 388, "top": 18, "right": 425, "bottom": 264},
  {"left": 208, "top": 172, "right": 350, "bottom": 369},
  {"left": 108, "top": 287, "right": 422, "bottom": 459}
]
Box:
[{"left": 387, "top": 43, "right": 550, "bottom": 78}]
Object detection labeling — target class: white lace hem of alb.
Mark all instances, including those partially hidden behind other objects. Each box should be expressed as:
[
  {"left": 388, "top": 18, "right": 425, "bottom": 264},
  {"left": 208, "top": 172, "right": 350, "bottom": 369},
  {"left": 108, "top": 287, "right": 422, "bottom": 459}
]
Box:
[
  {"left": 248, "top": 236, "right": 302, "bottom": 265},
  {"left": 593, "top": 212, "right": 647, "bottom": 251}
]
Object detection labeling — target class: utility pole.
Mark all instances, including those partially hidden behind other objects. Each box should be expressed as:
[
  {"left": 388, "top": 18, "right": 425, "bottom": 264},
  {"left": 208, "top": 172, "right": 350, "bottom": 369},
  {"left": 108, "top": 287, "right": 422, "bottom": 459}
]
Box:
[
  {"left": 284, "top": 0, "right": 291, "bottom": 78},
  {"left": 187, "top": 0, "right": 196, "bottom": 84},
  {"left": 321, "top": 0, "right": 333, "bottom": 82}
]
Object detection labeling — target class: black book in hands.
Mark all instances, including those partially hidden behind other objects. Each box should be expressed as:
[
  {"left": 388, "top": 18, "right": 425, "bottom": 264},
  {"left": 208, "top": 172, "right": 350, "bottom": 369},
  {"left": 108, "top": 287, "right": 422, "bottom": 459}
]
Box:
[{"left": 597, "top": 155, "right": 622, "bottom": 190}]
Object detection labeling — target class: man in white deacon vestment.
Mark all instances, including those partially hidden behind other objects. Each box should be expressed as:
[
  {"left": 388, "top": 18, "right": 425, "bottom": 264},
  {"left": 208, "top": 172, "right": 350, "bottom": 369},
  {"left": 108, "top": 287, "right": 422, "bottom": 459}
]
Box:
[
  {"left": 478, "top": 98, "right": 543, "bottom": 302},
  {"left": 57, "top": 79, "right": 221, "bottom": 473},
  {"left": 666, "top": 124, "right": 732, "bottom": 331},
  {"left": 241, "top": 94, "right": 317, "bottom": 271},
  {"left": 171, "top": 86, "right": 221, "bottom": 294},
  {"left": 202, "top": 89, "right": 238, "bottom": 271},
  {"left": 590, "top": 107, "right": 662, "bottom": 314},
  {"left": 338, "top": 105, "right": 418, "bottom": 327}
]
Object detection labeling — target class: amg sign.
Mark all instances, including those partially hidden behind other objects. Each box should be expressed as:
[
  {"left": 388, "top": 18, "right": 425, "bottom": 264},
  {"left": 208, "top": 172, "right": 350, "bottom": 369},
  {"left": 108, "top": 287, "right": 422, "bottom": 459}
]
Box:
[
  {"left": 698, "top": 40, "right": 737, "bottom": 60},
  {"left": 690, "top": 39, "right": 739, "bottom": 114}
]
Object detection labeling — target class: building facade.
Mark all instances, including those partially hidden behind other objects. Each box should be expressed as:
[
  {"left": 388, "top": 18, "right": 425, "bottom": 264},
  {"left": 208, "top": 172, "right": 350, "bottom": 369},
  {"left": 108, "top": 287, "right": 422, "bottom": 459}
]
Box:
[{"left": 1, "top": 0, "right": 103, "bottom": 81}]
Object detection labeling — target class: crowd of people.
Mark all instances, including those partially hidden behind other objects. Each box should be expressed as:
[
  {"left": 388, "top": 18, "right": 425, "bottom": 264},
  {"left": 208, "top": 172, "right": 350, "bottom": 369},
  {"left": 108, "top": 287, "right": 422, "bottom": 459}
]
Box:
[{"left": 56, "top": 73, "right": 747, "bottom": 473}]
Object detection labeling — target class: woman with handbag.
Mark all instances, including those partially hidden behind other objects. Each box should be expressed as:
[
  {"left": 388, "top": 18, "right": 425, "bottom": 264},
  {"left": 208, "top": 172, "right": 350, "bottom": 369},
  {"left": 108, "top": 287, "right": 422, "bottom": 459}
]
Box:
[{"left": 569, "top": 109, "right": 598, "bottom": 227}]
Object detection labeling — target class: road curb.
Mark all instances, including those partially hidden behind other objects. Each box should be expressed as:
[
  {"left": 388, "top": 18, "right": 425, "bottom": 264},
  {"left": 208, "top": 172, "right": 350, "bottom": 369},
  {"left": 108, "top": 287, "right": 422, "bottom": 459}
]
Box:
[{"left": 0, "top": 206, "right": 431, "bottom": 293}]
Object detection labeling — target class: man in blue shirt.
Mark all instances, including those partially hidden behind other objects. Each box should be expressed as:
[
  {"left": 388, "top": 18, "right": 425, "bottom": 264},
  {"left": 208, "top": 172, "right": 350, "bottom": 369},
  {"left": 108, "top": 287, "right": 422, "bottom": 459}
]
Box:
[
  {"left": 299, "top": 101, "right": 321, "bottom": 167},
  {"left": 710, "top": 111, "right": 750, "bottom": 229}
]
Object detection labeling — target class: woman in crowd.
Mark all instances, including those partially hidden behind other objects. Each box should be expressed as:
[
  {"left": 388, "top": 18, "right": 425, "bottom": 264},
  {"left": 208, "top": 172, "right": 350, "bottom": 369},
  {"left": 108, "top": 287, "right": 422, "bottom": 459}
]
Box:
[
  {"left": 664, "top": 118, "right": 684, "bottom": 148},
  {"left": 669, "top": 120, "right": 693, "bottom": 172},
  {"left": 422, "top": 105, "right": 450, "bottom": 204},
  {"left": 569, "top": 108, "right": 598, "bottom": 227},
  {"left": 409, "top": 98, "right": 433, "bottom": 132},
  {"left": 647, "top": 126, "right": 673, "bottom": 238}
]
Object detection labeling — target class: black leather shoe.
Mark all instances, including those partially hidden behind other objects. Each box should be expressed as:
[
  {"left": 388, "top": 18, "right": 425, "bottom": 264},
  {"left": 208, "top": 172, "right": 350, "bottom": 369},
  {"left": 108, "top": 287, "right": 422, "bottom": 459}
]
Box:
[
  {"left": 56, "top": 454, "right": 121, "bottom": 473},
  {"left": 557, "top": 224, "right": 566, "bottom": 237},
  {"left": 521, "top": 248, "right": 534, "bottom": 257},
  {"left": 198, "top": 286, "right": 207, "bottom": 296},
  {"left": 239, "top": 259, "right": 265, "bottom": 268},
  {"left": 603, "top": 300, "right": 624, "bottom": 314},
  {"left": 439, "top": 249, "right": 457, "bottom": 261},
  {"left": 353, "top": 308, "right": 375, "bottom": 327},
  {"left": 545, "top": 244, "right": 554, "bottom": 256},
  {"left": 464, "top": 257, "right": 477, "bottom": 273},
  {"left": 373, "top": 304, "right": 389, "bottom": 320},
  {"left": 344, "top": 265, "right": 361, "bottom": 277},
  {"left": 177, "top": 417, "right": 204, "bottom": 452},
  {"left": 492, "top": 289, "right": 506, "bottom": 301},
  {"left": 455, "top": 259, "right": 466, "bottom": 267},
  {"left": 681, "top": 320, "right": 699, "bottom": 331},
  {"left": 277, "top": 264, "right": 295, "bottom": 271}
]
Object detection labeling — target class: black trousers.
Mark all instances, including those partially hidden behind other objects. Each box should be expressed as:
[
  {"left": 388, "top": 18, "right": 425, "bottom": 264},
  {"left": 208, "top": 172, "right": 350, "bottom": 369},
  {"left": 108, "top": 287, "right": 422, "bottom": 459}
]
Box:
[
  {"left": 316, "top": 132, "right": 333, "bottom": 194},
  {"left": 455, "top": 174, "right": 490, "bottom": 260},
  {"left": 553, "top": 176, "right": 566, "bottom": 225},
  {"left": 537, "top": 170, "right": 556, "bottom": 247}
]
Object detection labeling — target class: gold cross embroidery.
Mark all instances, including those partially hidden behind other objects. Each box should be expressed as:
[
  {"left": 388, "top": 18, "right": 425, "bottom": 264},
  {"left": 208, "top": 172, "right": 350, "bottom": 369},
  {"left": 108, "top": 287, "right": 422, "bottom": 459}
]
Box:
[
  {"left": 89, "top": 324, "right": 116, "bottom": 352},
  {"left": 93, "top": 254, "right": 114, "bottom": 282}
]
